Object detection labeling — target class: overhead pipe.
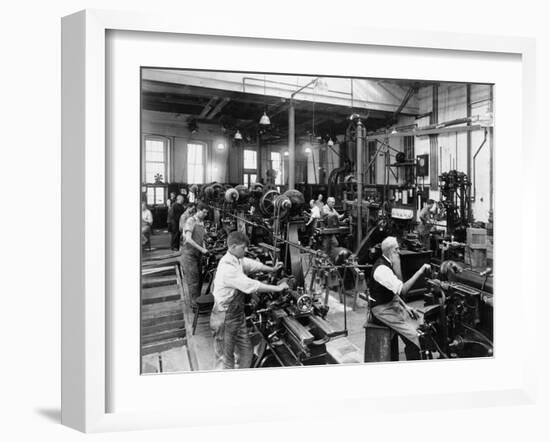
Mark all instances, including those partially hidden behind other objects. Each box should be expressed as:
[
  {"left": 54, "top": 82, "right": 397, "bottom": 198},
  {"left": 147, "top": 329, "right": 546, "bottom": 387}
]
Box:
[
  {"left": 391, "top": 85, "right": 418, "bottom": 123},
  {"left": 243, "top": 76, "right": 418, "bottom": 111},
  {"left": 288, "top": 78, "right": 323, "bottom": 190},
  {"left": 466, "top": 85, "right": 473, "bottom": 222},
  {"left": 472, "top": 128, "right": 488, "bottom": 202},
  {"left": 243, "top": 76, "right": 350, "bottom": 97}
]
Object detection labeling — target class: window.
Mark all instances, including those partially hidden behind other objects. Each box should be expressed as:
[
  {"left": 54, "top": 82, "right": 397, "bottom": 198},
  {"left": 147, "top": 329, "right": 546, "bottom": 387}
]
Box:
[
  {"left": 243, "top": 173, "right": 257, "bottom": 186},
  {"left": 244, "top": 149, "right": 257, "bottom": 170},
  {"left": 270, "top": 152, "right": 283, "bottom": 185},
  {"left": 146, "top": 187, "right": 166, "bottom": 205},
  {"left": 144, "top": 137, "right": 168, "bottom": 183},
  {"left": 187, "top": 143, "right": 205, "bottom": 184}
]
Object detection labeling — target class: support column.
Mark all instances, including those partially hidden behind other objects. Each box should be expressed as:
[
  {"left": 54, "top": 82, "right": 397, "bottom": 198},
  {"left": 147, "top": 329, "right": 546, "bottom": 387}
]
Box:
[
  {"left": 288, "top": 101, "right": 295, "bottom": 189},
  {"left": 356, "top": 118, "right": 365, "bottom": 250},
  {"left": 429, "top": 84, "right": 439, "bottom": 190}
]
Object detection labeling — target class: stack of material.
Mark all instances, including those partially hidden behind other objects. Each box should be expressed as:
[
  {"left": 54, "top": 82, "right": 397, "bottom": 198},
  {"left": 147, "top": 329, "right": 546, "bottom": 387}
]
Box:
[{"left": 141, "top": 250, "right": 190, "bottom": 373}]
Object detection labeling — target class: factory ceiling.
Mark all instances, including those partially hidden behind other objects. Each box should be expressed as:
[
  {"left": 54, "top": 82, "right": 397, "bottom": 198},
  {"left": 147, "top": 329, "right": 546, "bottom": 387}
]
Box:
[{"left": 141, "top": 70, "right": 435, "bottom": 144}]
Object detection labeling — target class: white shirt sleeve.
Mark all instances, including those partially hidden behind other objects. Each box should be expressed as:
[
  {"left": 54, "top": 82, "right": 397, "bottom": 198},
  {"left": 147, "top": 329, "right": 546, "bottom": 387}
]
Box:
[
  {"left": 212, "top": 258, "right": 262, "bottom": 310},
  {"left": 373, "top": 265, "right": 403, "bottom": 295},
  {"left": 241, "top": 257, "right": 266, "bottom": 274},
  {"left": 142, "top": 210, "right": 153, "bottom": 225}
]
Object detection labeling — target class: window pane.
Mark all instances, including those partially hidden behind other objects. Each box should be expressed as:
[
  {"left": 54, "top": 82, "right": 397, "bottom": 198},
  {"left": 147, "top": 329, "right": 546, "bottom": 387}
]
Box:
[
  {"left": 244, "top": 150, "right": 257, "bottom": 169},
  {"left": 146, "top": 188, "right": 155, "bottom": 205},
  {"left": 188, "top": 164, "right": 203, "bottom": 184},
  {"left": 146, "top": 140, "right": 164, "bottom": 153},
  {"left": 145, "top": 137, "right": 167, "bottom": 184},
  {"left": 250, "top": 174, "right": 256, "bottom": 184},
  {"left": 145, "top": 162, "right": 165, "bottom": 183},
  {"left": 155, "top": 187, "right": 165, "bottom": 205},
  {"left": 270, "top": 152, "right": 282, "bottom": 184},
  {"left": 146, "top": 151, "right": 164, "bottom": 162},
  {"left": 187, "top": 143, "right": 204, "bottom": 184}
]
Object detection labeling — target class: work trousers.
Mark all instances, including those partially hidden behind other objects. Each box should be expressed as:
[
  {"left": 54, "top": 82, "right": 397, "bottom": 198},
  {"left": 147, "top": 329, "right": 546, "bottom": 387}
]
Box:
[
  {"left": 141, "top": 225, "right": 151, "bottom": 247},
  {"left": 322, "top": 235, "right": 339, "bottom": 256},
  {"left": 170, "top": 228, "right": 181, "bottom": 250},
  {"left": 372, "top": 295, "right": 424, "bottom": 360},
  {"left": 210, "top": 291, "right": 253, "bottom": 370},
  {"left": 180, "top": 250, "right": 202, "bottom": 304}
]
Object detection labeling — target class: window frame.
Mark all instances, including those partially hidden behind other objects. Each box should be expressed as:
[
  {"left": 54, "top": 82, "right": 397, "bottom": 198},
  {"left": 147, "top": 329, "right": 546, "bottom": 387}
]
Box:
[
  {"left": 143, "top": 135, "right": 170, "bottom": 184},
  {"left": 186, "top": 141, "right": 207, "bottom": 184}
]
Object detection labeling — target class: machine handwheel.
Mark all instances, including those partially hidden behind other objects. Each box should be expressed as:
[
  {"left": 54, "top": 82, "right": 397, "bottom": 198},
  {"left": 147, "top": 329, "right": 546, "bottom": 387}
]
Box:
[{"left": 259, "top": 189, "right": 280, "bottom": 217}]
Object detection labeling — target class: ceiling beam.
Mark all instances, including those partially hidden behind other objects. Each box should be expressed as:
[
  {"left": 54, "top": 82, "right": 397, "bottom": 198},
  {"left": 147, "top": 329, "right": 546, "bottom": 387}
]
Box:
[
  {"left": 142, "top": 80, "right": 283, "bottom": 107},
  {"left": 199, "top": 96, "right": 218, "bottom": 118},
  {"left": 206, "top": 97, "right": 230, "bottom": 120}
]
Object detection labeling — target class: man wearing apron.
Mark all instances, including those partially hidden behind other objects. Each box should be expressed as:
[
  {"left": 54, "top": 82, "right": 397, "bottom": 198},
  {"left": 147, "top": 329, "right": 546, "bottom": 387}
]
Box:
[
  {"left": 321, "top": 196, "right": 345, "bottom": 256},
  {"left": 417, "top": 199, "right": 435, "bottom": 249},
  {"left": 181, "top": 202, "right": 209, "bottom": 305},
  {"left": 210, "top": 231, "right": 288, "bottom": 369},
  {"left": 370, "top": 236, "right": 431, "bottom": 360}
]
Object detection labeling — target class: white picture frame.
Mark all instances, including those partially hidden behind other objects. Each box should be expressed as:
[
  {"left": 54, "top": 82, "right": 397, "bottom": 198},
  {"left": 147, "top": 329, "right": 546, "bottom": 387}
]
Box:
[{"left": 61, "top": 9, "right": 537, "bottom": 433}]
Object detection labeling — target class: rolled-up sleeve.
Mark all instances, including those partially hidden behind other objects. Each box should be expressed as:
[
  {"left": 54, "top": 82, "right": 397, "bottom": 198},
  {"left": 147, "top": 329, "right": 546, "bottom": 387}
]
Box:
[
  {"left": 213, "top": 254, "right": 263, "bottom": 309},
  {"left": 373, "top": 265, "right": 403, "bottom": 295},
  {"left": 219, "top": 262, "right": 261, "bottom": 294},
  {"left": 183, "top": 216, "right": 195, "bottom": 234},
  {"left": 241, "top": 257, "right": 265, "bottom": 274}
]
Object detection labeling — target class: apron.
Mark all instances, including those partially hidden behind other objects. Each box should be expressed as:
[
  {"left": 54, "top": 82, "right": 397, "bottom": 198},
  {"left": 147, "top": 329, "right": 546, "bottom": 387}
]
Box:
[
  {"left": 180, "top": 221, "right": 205, "bottom": 301},
  {"left": 371, "top": 295, "right": 423, "bottom": 348},
  {"left": 210, "top": 290, "right": 252, "bottom": 369}
]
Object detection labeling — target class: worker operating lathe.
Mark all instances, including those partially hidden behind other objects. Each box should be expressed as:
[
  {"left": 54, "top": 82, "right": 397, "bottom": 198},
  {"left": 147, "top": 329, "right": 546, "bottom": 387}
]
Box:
[
  {"left": 180, "top": 202, "right": 209, "bottom": 306},
  {"left": 370, "top": 236, "right": 431, "bottom": 360},
  {"left": 210, "top": 231, "right": 288, "bottom": 369}
]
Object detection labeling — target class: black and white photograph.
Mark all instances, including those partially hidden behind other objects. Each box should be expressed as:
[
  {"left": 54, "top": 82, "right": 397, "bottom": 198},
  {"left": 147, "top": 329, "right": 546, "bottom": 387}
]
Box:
[
  {"left": 140, "top": 69, "right": 494, "bottom": 373},
  {"left": 3, "top": 0, "right": 547, "bottom": 439}
]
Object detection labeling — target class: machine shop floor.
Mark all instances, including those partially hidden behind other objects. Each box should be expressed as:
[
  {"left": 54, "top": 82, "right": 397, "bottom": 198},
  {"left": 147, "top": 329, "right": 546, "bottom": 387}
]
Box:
[{"left": 142, "top": 230, "right": 416, "bottom": 373}]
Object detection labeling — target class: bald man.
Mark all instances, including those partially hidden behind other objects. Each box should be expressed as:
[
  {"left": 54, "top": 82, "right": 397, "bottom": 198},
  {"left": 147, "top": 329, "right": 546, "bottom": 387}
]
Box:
[
  {"left": 370, "top": 236, "right": 431, "bottom": 360},
  {"left": 321, "top": 196, "right": 345, "bottom": 255}
]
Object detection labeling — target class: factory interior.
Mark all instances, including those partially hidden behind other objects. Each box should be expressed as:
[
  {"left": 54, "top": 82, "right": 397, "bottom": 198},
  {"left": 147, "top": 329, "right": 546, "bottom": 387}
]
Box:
[{"left": 140, "top": 69, "right": 494, "bottom": 373}]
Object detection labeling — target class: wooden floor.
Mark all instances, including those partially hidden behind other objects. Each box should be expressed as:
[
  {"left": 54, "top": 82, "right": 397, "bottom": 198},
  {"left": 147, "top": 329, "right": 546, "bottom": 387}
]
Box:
[{"left": 141, "top": 230, "right": 192, "bottom": 374}]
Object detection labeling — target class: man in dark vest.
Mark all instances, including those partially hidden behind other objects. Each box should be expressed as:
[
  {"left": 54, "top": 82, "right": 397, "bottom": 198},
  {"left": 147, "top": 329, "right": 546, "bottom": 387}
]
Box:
[
  {"left": 167, "top": 194, "right": 185, "bottom": 250},
  {"left": 370, "top": 236, "right": 431, "bottom": 360}
]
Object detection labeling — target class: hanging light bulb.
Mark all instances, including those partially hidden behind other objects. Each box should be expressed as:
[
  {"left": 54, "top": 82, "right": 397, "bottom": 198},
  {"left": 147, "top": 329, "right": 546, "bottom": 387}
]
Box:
[
  {"left": 259, "top": 74, "right": 271, "bottom": 126},
  {"left": 234, "top": 130, "right": 243, "bottom": 140},
  {"left": 327, "top": 137, "right": 334, "bottom": 147},
  {"left": 259, "top": 111, "right": 271, "bottom": 125},
  {"left": 283, "top": 151, "right": 289, "bottom": 156}
]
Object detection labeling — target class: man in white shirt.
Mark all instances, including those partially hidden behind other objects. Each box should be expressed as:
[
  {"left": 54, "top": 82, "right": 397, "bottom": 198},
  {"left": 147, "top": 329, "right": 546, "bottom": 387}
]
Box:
[
  {"left": 141, "top": 202, "right": 153, "bottom": 248},
  {"left": 321, "top": 196, "right": 345, "bottom": 255},
  {"left": 370, "top": 236, "right": 431, "bottom": 360},
  {"left": 210, "top": 231, "right": 289, "bottom": 369},
  {"left": 306, "top": 199, "right": 321, "bottom": 226},
  {"left": 306, "top": 200, "right": 321, "bottom": 246}
]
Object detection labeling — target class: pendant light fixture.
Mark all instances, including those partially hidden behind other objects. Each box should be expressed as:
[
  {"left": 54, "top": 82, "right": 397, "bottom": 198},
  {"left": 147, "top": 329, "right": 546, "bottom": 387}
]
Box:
[
  {"left": 259, "top": 74, "right": 271, "bottom": 126},
  {"left": 234, "top": 130, "right": 243, "bottom": 140}
]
